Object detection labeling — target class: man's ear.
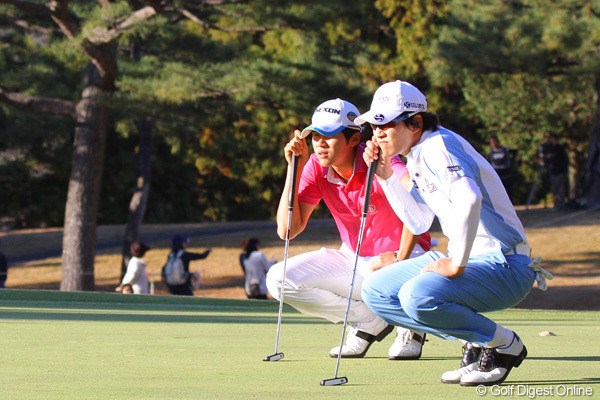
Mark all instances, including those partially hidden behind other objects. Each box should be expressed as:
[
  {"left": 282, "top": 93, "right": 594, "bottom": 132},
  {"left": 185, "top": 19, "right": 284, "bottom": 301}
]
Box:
[
  {"left": 411, "top": 114, "right": 423, "bottom": 131},
  {"left": 349, "top": 131, "right": 361, "bottom": 147}
]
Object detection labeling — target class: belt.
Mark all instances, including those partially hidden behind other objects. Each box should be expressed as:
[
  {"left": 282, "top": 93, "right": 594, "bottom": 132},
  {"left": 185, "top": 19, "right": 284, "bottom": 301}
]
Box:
[{"left": 505, "top": 243, "right": 531, "bottom": 257}]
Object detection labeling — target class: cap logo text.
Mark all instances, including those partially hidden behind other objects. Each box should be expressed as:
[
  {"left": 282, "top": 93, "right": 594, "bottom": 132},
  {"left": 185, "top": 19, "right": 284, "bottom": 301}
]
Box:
[
  {"left": 316, "top": 107, "right": 341, "bottom": 114},
  {"left": 404, "top": 101, "right": 425, "bottom": 110}
]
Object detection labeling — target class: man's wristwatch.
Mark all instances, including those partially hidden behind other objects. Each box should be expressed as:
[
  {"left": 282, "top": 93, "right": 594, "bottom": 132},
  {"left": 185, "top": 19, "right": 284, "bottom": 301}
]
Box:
[{"left": 393, "top": 251, "right": 400, "bottom": 262}]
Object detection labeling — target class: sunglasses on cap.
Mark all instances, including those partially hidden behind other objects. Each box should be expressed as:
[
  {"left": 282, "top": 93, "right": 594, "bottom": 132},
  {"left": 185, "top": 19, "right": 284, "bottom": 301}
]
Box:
[{"left": 370, "top": 113, "right": 412, "bottom": 130}]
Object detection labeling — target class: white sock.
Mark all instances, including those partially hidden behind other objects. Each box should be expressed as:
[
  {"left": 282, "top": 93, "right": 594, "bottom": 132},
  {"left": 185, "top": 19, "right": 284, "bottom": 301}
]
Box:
[{"left": 487, "top": 324, "right": 514, "bottom": 348}]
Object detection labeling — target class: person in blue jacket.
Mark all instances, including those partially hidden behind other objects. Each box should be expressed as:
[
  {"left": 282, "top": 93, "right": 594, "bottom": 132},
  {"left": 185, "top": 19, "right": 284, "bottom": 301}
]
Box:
[{"left": 162, "top": 235, "right": 211, "bottom": 296}]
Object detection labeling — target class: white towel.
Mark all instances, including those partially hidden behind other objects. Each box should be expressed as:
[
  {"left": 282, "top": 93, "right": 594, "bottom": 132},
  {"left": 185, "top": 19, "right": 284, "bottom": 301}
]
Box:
[{"left": 528, "top": 257, "right": 553, "bottom": 291}]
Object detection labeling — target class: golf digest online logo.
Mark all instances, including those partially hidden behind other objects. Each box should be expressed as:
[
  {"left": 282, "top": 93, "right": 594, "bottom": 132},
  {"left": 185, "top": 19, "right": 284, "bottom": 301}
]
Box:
[{"left": 475, "top": 385, "right": 594, "bottom": 398}]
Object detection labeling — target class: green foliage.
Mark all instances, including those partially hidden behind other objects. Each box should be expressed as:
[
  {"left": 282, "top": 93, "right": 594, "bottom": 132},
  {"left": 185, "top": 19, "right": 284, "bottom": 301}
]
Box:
[
  {"left": 430, "top": 0, "right": 598, "bottom": 203},
  {"left": 1, "top": 0, "right": 598, "bottom": 226},
  {"left": 374, "top": 0, "right": 450, "bottom": 79},
  {"left": 0, "top": 101, "right": 73, "bottom": 227},
  {"left": 0, "top": 31, "right": 82, "bottom": 99},
  {"left": 462, "top": 73, "right": 594, "bottom": 201}
]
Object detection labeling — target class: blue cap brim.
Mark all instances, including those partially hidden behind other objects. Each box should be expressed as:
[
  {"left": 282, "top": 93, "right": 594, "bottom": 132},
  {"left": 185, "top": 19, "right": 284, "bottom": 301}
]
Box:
[{"left": 300, "top": 125, "right": 348, "bottom": 138}]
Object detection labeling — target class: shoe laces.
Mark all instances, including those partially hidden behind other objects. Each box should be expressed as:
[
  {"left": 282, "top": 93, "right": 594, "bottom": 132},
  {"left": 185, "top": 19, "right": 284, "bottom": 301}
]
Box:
[
  {"left": 478, "top": 348, "right": 497, "bottom": 371},
  {"left": 461, "top": 342, "right": 482, "bottom": 367},
  {"left": 399, "top": 329, "right": 413, "bottom": 345},
  {"left": 347, "top": 323, "right": 359, "bottom": 334}
]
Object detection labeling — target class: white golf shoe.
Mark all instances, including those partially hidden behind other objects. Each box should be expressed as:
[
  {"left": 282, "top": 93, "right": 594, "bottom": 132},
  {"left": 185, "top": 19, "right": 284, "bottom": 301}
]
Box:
[
  {"left": 388, "top": 328, "right": 427, "bottom": 360},
  {"left": 441, "top": 342, "right": 483, "bottom": 384},
  {"left": 460, "top": 332, "right": 527, "bottom": 386},
  {"left": 329, "top": 317, "right": 394, "bottom": 358}
]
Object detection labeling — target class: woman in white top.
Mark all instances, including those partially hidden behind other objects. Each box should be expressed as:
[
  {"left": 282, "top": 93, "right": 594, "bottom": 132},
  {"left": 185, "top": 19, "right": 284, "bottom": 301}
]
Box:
[
  {"left": 240, "top": 238, "right": 275, "bottom": 299},
  {"left": 116, "top": 241, "right": 150, "bottom": 294}
]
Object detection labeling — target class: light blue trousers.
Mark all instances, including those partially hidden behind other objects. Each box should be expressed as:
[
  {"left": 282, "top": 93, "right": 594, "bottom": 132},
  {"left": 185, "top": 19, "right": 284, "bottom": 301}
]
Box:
[{"left": 361, "top": 251, "right": 535, "bottom": 344}]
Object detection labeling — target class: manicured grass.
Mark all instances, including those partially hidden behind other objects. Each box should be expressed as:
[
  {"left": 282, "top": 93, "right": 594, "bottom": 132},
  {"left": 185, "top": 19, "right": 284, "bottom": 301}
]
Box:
[{"left": 0, "top": 289, "right": 599, "bottom": 400}]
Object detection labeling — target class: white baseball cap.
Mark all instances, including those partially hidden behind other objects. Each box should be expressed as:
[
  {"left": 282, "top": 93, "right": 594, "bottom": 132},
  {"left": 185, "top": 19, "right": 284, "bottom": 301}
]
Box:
[
  {"left": 354, "top": 80, "right": 427, "bottom": 125},
  {"left": 300, "top": 98, "right": 361, "bottom": 138}
]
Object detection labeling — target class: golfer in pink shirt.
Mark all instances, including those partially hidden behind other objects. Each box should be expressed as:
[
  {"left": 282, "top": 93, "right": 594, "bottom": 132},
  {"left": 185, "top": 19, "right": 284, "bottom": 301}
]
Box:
[{"left": 266, "top": 98, "right": 431, "bottom": 359}]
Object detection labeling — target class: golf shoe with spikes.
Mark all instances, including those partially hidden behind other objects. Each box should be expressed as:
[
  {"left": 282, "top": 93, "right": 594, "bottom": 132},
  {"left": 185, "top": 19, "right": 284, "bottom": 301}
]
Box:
[
  {"left": 441, "top": 342, "right": 483, "bottom": 384},
  {"left": 388, "top": 328, "right": 427, "bottom": 360},
  {"left": 460, "top": 332, "right": 527, "bottom": 386},
  {"left": 329, "top": 316, "right": 394, "bottom": 358}
]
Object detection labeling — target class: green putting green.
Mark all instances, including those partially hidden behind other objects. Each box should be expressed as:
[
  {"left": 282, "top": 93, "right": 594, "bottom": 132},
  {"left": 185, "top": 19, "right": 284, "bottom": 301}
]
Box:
[{"left": 0, "top": 290, "right": 598, "bottom": 400}]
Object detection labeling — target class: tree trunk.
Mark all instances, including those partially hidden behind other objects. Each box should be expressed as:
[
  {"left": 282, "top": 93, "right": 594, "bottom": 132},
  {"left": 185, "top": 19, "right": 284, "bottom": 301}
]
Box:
[
  {"left": 120, "top": 118, "right": 153, "bottom": 277},
  {"left": 60, "top": 64, "right": 109, "bottom": 292},
  {"left": 567, "top": 146, "right": 579, "bottom": 200}
]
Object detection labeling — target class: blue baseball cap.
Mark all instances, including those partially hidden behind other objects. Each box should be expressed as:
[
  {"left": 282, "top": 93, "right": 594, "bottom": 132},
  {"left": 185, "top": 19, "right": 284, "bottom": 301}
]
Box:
[{"left": 171, "top": 235, "right": 189, "bottom": 245}]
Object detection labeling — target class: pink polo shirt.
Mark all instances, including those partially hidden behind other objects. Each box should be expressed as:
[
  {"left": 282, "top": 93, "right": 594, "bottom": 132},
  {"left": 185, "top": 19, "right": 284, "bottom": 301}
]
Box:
[{"left": 298, "top": 144, "right": 431, "bottom": 256}]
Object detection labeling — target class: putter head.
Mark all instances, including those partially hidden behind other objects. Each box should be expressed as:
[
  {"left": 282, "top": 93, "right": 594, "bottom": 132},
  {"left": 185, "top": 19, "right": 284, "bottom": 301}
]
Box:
[
  {"left": 320, "top": 377, "right": 348, "bottom": 386},
  {"left": 263, "top": 352, "right": 284, "bottom": 362}
]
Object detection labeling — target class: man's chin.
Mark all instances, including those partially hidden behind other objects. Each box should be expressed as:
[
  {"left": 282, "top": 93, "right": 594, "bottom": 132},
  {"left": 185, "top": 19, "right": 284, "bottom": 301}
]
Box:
[
  {"left": 380, "top": 148, "right": 397, "bottom": 158},
  {"left": 317, "top": 158, "right": 332, "bottom": 167}
]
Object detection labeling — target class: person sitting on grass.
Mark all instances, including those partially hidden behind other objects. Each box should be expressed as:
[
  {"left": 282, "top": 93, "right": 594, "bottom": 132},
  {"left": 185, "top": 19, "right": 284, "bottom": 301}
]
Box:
[
  {"left": 116, "top": 241, "right": 150, "bottom": 295},
  {"left": 240, "top": 238, "right": 276, "bottom": 300}
]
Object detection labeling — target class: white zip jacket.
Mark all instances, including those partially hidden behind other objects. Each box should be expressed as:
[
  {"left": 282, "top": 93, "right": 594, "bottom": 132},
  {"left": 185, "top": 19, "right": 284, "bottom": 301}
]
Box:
[{"left": 379, "top": 127, "right": 529, "bottom": 267}]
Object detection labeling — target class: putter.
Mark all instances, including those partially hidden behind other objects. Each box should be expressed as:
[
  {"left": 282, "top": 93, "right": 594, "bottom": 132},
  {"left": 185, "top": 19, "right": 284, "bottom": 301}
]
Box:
[
  {"left": 321, "top": 158, "right": 378, "bottom": 386},
  {"left": 263, "top": 153, "right": 299, "bottom": 362}
]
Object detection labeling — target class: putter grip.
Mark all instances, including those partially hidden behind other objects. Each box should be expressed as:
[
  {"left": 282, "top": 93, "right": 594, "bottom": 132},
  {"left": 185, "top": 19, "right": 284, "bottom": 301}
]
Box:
[
  {"left": 288, "top": 153, "right": 299, "bottom": 210},
  {"left": 362, "top": 158, "right": 378, "bottom": 215}
]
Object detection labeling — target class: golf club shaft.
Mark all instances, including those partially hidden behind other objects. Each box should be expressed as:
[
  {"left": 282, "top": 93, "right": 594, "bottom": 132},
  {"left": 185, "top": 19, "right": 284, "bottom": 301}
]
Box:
[
  {"left": 330, "top": 158, "right": 378, "bottom": 380},
  {"left": 272, "top": 153, "right": 299, "bottom": 354}
]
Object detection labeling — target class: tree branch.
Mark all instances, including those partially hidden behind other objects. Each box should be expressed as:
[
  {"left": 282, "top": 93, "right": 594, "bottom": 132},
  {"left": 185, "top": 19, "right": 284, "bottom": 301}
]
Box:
[
  {"left": 8, "top": 16, "right": 57, "bottom": 35},
  {"left": 0, "top": 87, "right": 76, "bottom": 119},
  {"left": 86, "top": 6, "right": 158, "bottom": 44},
  {"left": 178, "top": 7, "right": 288, "bottom": 32},
  {"left": 47, "top": 0, "right": 79, "bottom": 40}
]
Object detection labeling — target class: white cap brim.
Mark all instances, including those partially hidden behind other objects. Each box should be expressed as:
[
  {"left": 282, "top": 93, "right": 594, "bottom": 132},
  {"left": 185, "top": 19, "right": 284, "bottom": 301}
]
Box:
[{"left": 354, "top": 109, "right": 400, "bottom": 126}]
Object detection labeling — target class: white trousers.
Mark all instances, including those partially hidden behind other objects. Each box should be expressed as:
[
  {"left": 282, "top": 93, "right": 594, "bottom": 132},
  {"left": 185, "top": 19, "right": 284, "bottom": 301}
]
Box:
[{"left": 265, "top": 243, "right": 425, "bottom": 325}]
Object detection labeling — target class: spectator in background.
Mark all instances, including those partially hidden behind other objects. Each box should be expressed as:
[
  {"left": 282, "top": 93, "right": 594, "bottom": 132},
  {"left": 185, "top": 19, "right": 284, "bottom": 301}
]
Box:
[
  {"left": 487, "top": 136, "right": 516, "bottom": 202},
  {"left": 539, "top": 134, "right": 569, "bottom": 210},
  {"left": 116, "top": 241, "right": 150, "bottom": 294},
  {"left": 0, "top": 239, "right": 8, "bottom": 288},
  {"left": 240, "top": 238, "right": 275, "bottom": 299},
  {"left": 162, "top": 235, "right": 211, "bottom": 296}
]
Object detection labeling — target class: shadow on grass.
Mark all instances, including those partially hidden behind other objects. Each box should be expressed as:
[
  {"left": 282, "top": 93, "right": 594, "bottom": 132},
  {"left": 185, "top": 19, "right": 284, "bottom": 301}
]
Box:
[
  {"left": 508, "top": 377, "right": 600, "bottom": 385},
  {"left": 0, "top": 309, "right": 330, "bottom": 324},
  {"left": 529, "top": 356, "right": 600, "bottom": 362},
  {"left": 0, "top": 288, "right": 280, "bottom": 310},
  {"left": 348, "top": 377, "right": 600, "bottom": 387}
]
